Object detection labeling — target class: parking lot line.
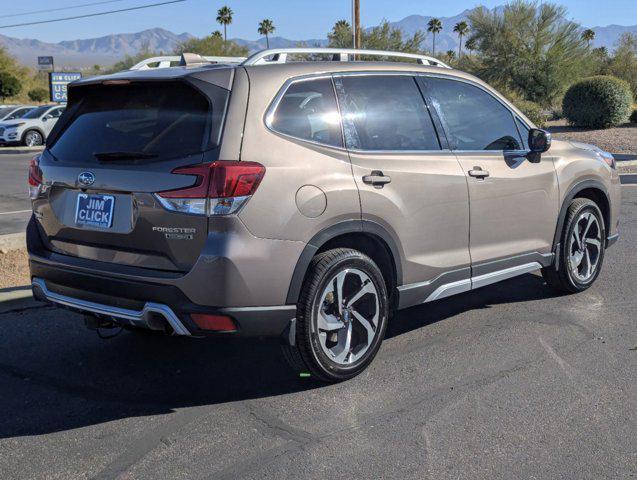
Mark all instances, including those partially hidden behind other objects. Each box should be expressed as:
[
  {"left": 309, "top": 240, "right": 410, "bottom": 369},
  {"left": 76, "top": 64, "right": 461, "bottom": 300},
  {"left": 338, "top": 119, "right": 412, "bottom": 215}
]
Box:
[{"left": 0, "top": 209, "right": 31, "bottom": 216}]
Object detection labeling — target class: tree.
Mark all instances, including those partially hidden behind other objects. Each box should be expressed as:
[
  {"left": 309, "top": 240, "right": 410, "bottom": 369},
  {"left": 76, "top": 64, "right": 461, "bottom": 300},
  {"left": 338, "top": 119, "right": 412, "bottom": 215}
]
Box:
[
  {"left": 327, "top": 20, "right": 424, "bottom": 55},
  {"left": 216, "top": 6, "right": 233, "bottom": 41},
  {"left": 211, "top": 30, "right": 223, "bottom": 39},
  {"left": 0, "top": 72, "right": 22, "bottom": 101},
  {"left": 453, "top": 21, "right": 469, "bottom": 57},
  {"left": 427, "top": 18, "right": 443, "bottom": 56},
  {"left": 328, "top": 20, "right": 352, "bottom": 48},
  {"left": 581, "top": 29, "right": 595, "bottom": 47},
  {"left": 28, "top": 87, "right": 48, "bottom": 102},
  {"left": 175, "top": 34, "right": 248, "bottom": 58},
  {"left": 467, "top": 2, "right": 590, "bottom": 106},
  {"left": 464, "top": 36, "right": 477, "bottom": 55},
  {"left": 258, "top": 19, "right": 275, "bottom": 49},
  {"left": 607, "top": 33, "right": 637, "bottom": 99},
  {"left": 445, "top": 50, "right": 456, "bottom": 61}
]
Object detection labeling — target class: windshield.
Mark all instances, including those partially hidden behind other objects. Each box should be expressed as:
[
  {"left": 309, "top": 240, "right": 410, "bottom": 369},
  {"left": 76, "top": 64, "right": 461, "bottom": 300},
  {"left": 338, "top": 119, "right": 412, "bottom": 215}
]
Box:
[
  {"left": 23, "top": 106, "right": 50, "bottom": 119},
  {"left": 50, "top": 81, "right": 220, "bottom": 164}
]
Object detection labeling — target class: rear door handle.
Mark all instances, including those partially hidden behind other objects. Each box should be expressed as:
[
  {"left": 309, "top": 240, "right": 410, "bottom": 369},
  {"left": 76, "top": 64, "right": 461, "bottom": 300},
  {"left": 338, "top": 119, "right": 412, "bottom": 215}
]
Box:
[
  {"left": 468, "top": 166, "right": 490, "bottom": 179},
  {"left": 362, "top": 170, "right": 391, "bottom": 188}
]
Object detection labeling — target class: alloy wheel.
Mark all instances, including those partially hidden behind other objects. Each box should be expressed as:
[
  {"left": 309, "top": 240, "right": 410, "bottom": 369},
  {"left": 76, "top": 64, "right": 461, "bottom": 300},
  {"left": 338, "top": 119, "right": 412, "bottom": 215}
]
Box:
[
  {"left": 314, "top": 268, "right": 380, "bottom": 365},
  {"left": 25, "top": 131, "right": 43, "bottom": 147},
  {"left": 568, "top": 211, "right": 602, "bottom": 282}
]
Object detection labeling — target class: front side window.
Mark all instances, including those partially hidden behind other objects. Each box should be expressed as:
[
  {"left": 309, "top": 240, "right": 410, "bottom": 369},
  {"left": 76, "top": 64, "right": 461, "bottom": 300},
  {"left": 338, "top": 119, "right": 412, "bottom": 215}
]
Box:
[
  {"left": 334, "top": 75, "right": 441, "bottom": 151},
  {"left": 269, "top": 77, "right": 342, "bottom": 148},
  {"left": 6, "top": 108, "right": 29, "bottom": 120},
  {"left": 515, "top": 117, "right": 530, "bottom": 150},
  {"left": 425, "top": 77, "right": 523, "bottom": 151}
]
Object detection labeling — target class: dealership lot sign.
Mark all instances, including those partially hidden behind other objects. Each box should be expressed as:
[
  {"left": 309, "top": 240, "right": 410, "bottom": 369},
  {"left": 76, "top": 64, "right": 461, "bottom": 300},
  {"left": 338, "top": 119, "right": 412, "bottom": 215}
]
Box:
[{"left": 49, "top": 72, "right": 82, "bottom": 103}]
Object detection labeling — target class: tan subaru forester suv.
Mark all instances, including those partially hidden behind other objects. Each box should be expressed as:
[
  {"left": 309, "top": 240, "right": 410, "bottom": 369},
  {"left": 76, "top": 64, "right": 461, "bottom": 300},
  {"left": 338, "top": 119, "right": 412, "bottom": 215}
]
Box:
[{"left": 28, "top": 49, "right": 621, "bottom": 382}]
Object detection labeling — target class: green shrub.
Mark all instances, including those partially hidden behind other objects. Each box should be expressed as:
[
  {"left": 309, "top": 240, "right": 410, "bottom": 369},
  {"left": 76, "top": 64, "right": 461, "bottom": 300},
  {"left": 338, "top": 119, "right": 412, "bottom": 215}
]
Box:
[
  {"left": 514, "top": 100, "right": 548, "bottom": 127},
  {"left": 562, "top": 75, "right": 633, "bottom": 128},
  {"left": 630, "top": 108, "right": 637, "bottom": 123},
  {"left": 27, "top": 88, "right": 49, "bottom": 103}
]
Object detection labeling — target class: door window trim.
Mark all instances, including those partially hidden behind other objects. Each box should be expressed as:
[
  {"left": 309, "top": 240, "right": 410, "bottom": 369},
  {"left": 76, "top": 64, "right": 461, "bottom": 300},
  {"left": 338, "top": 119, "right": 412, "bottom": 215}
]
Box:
[{"left": 264, "top": 70, "right": 534, "bottom": 155}]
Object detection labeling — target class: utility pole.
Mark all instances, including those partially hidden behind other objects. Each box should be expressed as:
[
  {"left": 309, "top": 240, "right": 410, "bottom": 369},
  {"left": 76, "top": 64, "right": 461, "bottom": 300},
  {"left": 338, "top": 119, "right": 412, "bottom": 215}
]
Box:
[{"left": 353, "top": 0, "right": 361, "bottom": 49}]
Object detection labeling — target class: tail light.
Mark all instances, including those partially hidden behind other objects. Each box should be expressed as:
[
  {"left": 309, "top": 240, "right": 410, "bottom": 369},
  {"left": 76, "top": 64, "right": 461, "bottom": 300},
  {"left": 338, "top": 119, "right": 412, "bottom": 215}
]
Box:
[
  {"left": 28, "top": 155, "right": 43, "bottom": 199},
  {"left": 156, "top": 161, "right": 265, "bottom": 216}
]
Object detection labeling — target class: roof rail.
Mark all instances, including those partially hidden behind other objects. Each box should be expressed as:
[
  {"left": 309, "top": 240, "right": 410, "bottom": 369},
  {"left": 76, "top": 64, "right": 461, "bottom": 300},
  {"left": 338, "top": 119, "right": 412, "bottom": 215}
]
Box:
[
  {"left": 130, "top": 53, "right": 247, "bottom": 71},
  {"left": 241, "top": 48, "right": 451, "bottom": 68}
]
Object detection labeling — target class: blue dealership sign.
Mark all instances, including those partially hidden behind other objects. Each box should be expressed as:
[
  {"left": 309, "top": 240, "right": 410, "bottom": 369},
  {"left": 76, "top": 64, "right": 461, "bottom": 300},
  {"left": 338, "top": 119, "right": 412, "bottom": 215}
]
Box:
[{"left": 49, "top": 72, "right": 82, "bottom": 103}]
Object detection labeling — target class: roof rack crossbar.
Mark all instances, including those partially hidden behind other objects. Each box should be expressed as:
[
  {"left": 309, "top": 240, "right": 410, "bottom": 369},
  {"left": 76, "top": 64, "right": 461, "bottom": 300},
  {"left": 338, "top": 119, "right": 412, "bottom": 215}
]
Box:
[
  {"left": 130, "top": 54, "right": 247, "bottom": 71},
  {"left": 241, "top": 48, "right": 451, "bottom": 68}
]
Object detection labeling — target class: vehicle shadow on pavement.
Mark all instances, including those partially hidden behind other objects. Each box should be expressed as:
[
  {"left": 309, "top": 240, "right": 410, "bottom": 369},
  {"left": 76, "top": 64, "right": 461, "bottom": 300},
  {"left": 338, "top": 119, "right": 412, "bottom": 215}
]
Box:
[{"left": 0, "top": 273, "right": 558, "bottom": 439}]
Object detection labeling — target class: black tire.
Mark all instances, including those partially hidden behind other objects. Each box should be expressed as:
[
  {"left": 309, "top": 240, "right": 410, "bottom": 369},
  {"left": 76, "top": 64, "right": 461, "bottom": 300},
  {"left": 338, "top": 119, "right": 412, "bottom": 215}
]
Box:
[
  {"left": 282, "top": 248, "right": 390, "bottom": 383},
  {"left": 23, "top": 130, "right": 43, "bottom": 147},
  {"left": 542, "top": 198, "right": 606, "bottom": 293}
]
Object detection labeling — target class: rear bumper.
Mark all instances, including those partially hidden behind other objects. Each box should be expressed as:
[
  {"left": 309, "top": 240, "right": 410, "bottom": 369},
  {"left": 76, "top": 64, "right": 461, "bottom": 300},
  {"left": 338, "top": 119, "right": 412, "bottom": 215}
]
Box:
[
  {"left": 28, "top": 216, "right": 297, "bottom": 338},
  {"left": 30, "top": 266, "right": 296, "bottom": 337}
]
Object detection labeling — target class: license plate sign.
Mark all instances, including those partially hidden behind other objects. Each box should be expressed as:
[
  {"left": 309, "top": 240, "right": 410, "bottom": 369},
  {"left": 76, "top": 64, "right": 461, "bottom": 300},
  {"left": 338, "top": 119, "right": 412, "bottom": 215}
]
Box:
[{"left": 75, "top": 193, "right": 115, "bottom": 229}]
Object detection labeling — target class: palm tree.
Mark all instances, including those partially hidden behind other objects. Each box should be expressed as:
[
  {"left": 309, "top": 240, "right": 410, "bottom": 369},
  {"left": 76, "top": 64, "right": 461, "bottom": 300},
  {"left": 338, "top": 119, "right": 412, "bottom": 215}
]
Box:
[
  {"left": 216, "top": 6, "right": 233, "bottom": 41},
  {"left": 581, "top": 28, "right": 595, "bottom": 47},
  {"left": 211, "top": 30, "right": 223, "bottom": 39},
  {"left": 258, "top": 19, "right": 275, "bottom": 48},
  {"left": 427, "top": 18, "right": 443, "bottom": 56},
  {"left": 464, "top": 36, "right": 477, "bottom": 55},
  {"left": 446, "top": 50, "right": 456, "bottom": 61},
  {"left": 453, "top": 21, "right": 469, "bottom": 57}
]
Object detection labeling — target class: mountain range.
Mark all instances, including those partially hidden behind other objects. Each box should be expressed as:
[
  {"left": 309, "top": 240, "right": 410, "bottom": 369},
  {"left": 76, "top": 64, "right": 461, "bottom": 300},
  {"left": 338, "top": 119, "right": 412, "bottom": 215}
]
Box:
[{"left": 1, "top": 8, "right": 635, "bottom": 69}]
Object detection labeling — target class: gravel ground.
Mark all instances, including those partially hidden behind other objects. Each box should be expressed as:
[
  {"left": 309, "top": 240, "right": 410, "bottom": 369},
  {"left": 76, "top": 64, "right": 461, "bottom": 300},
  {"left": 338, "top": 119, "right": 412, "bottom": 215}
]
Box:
[
  {"left": 0, "top": 248, "right": 29, "bottom": 289},
  {"left": 547, "top": 120, "right": 637, "bottom": 153}
]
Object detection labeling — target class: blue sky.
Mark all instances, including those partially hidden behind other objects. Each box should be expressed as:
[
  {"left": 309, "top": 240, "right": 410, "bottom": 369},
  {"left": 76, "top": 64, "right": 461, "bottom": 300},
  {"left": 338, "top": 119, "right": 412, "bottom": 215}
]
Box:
[{"left": 1, "top": 0, "right": 635, "bottom": 42}]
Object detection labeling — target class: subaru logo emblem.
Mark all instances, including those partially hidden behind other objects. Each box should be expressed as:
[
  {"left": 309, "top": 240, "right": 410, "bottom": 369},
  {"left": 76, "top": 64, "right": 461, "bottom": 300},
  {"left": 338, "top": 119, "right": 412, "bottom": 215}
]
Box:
[{"left": 78, "top": 171, "right": 95, "bottom": 187}]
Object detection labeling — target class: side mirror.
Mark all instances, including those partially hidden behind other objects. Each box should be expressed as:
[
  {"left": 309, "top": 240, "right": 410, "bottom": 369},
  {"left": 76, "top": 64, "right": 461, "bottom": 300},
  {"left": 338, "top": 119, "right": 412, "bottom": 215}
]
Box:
[{"left": 527, "top": 128, "right": 551, "bottom": 163}]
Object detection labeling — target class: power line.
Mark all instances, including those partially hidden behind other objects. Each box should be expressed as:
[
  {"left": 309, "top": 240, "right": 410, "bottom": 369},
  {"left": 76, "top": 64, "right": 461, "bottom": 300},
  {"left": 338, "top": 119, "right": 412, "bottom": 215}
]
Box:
[
  {"left": 0, "top": 0, "right": 186, "bottom": 29},
  {"left": 0, "top": 0, "right": 130, "bottom": 19}
]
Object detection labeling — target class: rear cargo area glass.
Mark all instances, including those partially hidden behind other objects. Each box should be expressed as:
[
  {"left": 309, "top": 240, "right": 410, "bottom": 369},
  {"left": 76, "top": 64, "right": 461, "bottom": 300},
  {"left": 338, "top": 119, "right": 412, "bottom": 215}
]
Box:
[{"left": 50, "top": 81, "right": 222, "bottom": 164}]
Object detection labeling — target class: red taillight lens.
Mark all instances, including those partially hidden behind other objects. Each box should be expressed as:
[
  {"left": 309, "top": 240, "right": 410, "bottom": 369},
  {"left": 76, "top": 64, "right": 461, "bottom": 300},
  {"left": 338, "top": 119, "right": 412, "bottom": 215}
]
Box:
[
  {"left": 156, "top": 161, "right": 265, "bottom": 216},
  {"left": 190, "top": 313, "right": 237, "bottom": 332},
  {"left": 28, "top": 156, "right": 42, "bottom": 187},
  {"left": 28, "top": 156, "right": 43, "bottom": 199}
]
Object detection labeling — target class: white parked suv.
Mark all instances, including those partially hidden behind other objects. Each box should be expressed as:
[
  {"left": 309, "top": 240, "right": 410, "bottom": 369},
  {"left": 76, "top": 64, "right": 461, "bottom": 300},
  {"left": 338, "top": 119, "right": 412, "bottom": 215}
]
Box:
[{"left": 0, "top": 105, "right": 65, "bottom": 146}]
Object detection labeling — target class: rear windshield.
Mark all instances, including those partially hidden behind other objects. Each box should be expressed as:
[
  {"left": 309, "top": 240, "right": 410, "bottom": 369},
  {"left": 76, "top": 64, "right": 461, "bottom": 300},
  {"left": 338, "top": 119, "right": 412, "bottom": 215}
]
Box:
[{"left": 50, "top": 81, "right": 225, "bottom": 164}]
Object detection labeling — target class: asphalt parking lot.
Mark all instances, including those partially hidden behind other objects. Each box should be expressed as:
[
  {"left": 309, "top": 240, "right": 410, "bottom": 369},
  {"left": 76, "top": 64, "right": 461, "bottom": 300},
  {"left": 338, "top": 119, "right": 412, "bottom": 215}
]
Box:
[
  {"left": 0, "top": 151, "right": 35, "bottom": 235},
  {"left": 0, "top": 185, "right": 635, "bottom": 478}
]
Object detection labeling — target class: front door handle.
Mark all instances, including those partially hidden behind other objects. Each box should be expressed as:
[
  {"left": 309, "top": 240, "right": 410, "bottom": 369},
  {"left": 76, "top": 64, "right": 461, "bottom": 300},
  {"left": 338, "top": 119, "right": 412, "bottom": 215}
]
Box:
[
  {"left": 468, "top": 166, "right": 490, "bottom": 178},
  {"left": 362, "top": 170, "right": 391, "bottom": 188}
]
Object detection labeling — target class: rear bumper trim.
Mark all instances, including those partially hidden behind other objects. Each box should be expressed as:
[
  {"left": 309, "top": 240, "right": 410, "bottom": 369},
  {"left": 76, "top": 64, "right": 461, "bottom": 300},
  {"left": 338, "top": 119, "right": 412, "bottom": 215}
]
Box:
[{"left": 32, "top": 277, "right": 191, "bottom": 336}]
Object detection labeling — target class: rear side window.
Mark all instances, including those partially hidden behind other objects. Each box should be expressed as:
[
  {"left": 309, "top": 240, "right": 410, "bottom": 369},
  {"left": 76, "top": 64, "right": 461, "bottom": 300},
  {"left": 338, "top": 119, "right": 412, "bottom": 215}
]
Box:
[
  {"left": 334, "top": 75, "right": 441, "bottom": 151},
  {"left": 50, "top": 82, "right": 223, "bottom": 164},
  {"left": 269, "top": 77, "right": 343, "bottom": 148},
  {"left": 424, "top": 77, "right": 523, "bottom": 151}
]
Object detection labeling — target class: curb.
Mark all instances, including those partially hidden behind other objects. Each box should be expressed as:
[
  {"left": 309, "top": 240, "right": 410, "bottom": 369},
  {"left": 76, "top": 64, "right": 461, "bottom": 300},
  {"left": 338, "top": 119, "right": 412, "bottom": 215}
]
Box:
[
  {"left": 0, "top": 232, "right": 26, "bottom": 253},
  {"left": 0, "top": 147, "right": 44, "bottom": 155}
]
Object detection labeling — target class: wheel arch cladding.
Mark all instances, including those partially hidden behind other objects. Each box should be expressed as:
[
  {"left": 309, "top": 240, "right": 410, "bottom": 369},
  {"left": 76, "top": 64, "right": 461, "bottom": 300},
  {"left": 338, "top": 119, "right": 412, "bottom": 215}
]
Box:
[
  {"left": 285, "top": 220, "right": 403, "bottom": 305},
  {"left": 552, "top": 179, "right": 610, "bottom": 252}
]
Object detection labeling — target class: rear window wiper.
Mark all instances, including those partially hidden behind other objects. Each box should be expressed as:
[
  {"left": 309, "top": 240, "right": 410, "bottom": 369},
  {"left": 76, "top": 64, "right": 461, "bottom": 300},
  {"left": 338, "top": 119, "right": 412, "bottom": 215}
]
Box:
[{"left": 94, "top": 151, "right": 158, "bottom": 161}]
